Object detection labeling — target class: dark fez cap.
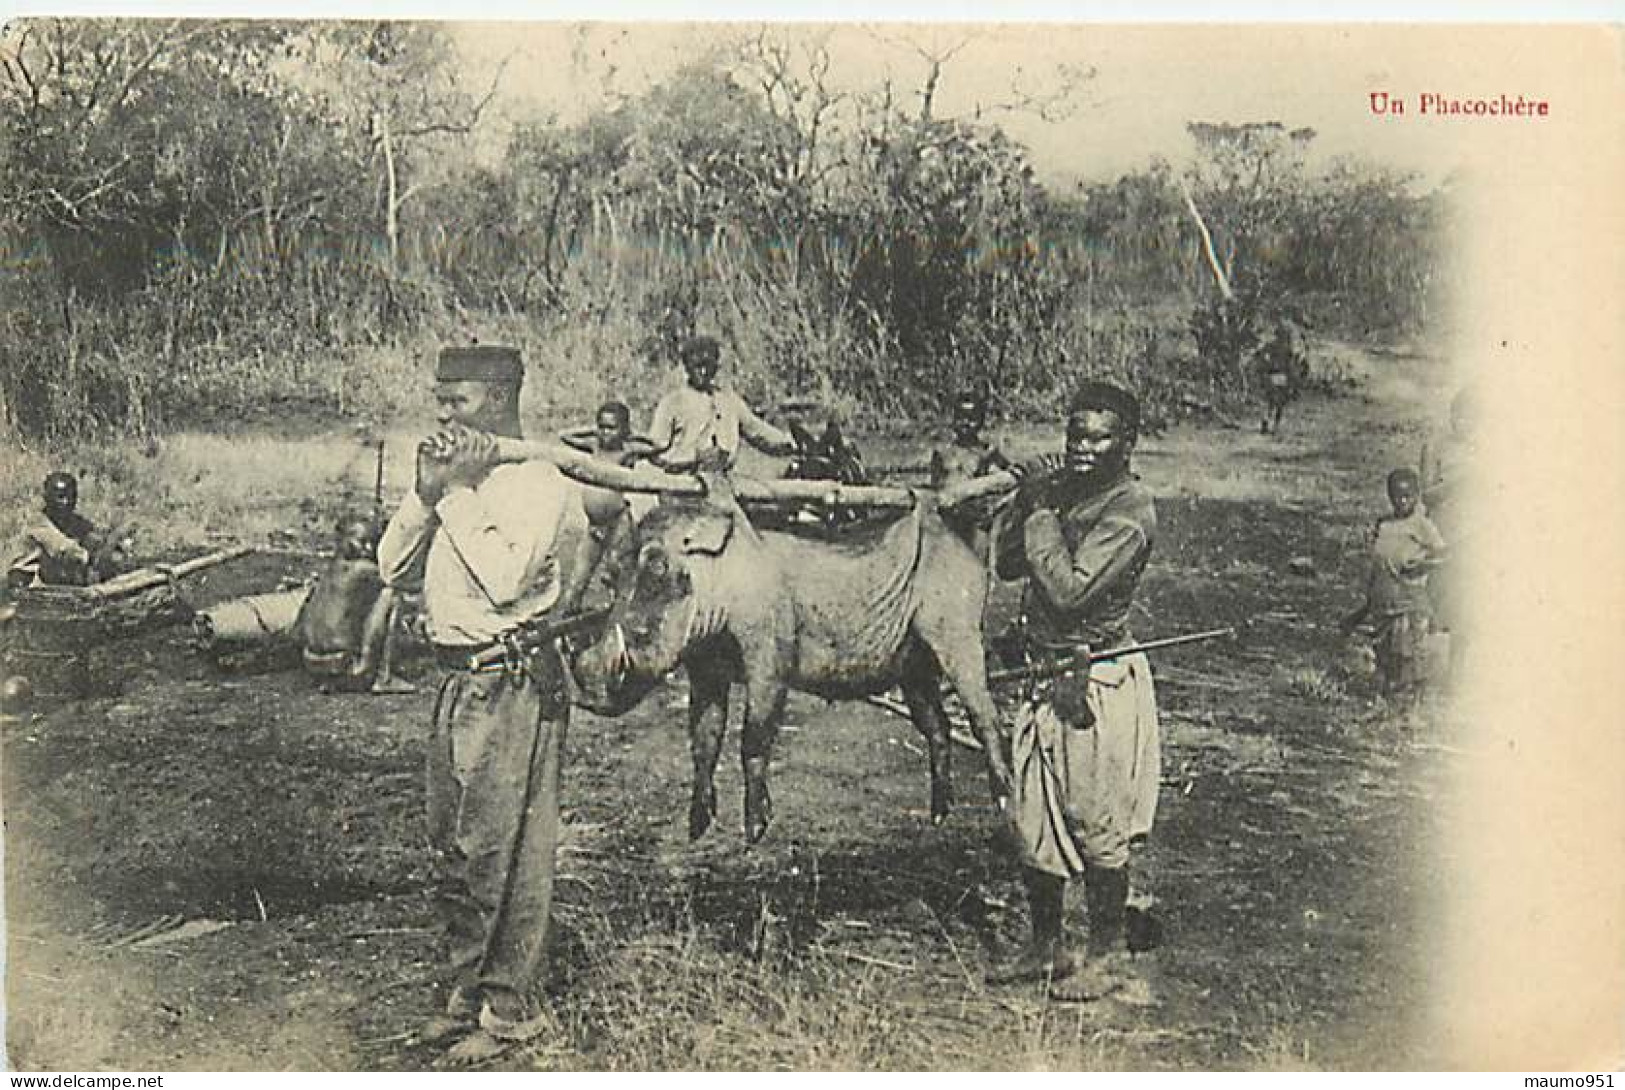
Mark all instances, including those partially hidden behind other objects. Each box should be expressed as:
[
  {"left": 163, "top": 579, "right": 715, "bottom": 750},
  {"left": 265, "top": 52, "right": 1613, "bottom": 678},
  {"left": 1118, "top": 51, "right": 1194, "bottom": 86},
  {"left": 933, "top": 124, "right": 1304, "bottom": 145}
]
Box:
[
  {"left": 1068, "top": 380, "right": 1141, "bottom": 435},
  {"left": 436, "top": 345, "right": 524, "bottom": 386}
]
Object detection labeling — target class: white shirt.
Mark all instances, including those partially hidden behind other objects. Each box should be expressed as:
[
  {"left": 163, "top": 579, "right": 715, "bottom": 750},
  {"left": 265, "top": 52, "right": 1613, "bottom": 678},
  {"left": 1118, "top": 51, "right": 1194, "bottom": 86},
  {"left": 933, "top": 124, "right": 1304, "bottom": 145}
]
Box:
[
  {"left": 377, "top": 459, "right": 585, "bottom": 647},
  {"left": 647, "top": 385, "right": 792, "bottom": 470}
]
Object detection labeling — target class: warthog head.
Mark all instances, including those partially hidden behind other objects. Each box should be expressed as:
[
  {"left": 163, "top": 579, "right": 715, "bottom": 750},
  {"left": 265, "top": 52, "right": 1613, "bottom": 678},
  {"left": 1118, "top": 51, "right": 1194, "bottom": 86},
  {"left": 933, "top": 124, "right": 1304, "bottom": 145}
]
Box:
[{"left": 568, "top": 497, "right": 740, "bottom": 716}]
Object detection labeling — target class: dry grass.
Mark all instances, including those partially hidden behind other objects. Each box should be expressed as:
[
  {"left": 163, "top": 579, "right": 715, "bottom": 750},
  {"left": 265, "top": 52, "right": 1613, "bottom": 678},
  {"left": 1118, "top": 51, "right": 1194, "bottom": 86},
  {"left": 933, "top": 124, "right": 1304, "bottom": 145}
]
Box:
[
  {"left": 2, "top": 431, "right": 399, "bottom": 559},
  {"left": 3, "top": 342, "right": 1452, "bottom": 1072},
  {"left": 537, "top": 910, "right": 1151, "bottom": 1072},
  {"left": 1276, "top": 665, "right": 1349, "bottom": 703}
]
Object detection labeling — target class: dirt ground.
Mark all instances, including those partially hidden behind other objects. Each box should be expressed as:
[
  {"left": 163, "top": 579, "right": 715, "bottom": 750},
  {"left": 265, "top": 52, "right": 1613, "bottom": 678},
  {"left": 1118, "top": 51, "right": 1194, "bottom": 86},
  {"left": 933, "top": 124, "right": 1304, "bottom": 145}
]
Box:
[{"left": 3, "top": 343, "right": 1468, "bottom": 1071}]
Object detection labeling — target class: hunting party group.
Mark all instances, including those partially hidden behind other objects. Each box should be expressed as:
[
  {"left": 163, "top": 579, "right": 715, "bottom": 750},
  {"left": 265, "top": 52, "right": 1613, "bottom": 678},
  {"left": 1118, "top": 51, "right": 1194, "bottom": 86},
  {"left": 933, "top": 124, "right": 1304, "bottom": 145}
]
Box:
[{"left": 3, "top": 329, "right": 1471, "bottom": 1067}]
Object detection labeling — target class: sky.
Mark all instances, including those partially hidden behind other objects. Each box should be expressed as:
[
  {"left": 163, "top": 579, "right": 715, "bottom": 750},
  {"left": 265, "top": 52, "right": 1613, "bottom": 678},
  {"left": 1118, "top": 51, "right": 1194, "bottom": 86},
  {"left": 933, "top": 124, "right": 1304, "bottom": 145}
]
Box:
[{"left": 445, "top": 22, "right": 1510, "bottom": 190}]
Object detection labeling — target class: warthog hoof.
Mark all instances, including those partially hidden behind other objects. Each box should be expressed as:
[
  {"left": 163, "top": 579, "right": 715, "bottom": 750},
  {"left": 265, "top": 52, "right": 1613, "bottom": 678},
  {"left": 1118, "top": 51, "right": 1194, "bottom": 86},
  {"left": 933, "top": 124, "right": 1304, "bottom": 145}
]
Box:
[
  {"left": 688, "top": 791, "right": 717, "bottom": 841},
  {"left": 744, "top": 795, "right": 773, "bottom": 845}
]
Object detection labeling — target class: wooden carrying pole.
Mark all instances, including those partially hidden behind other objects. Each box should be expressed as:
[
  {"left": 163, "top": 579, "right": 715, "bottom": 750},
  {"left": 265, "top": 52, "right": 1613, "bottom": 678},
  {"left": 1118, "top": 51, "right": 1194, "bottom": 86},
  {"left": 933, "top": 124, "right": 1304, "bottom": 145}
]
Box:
[
  {"left": 488, "top": 437, "right": 1020, "bottom": 513},
  {"left": 81, "top": 546, "right": 254, "bottom": 603}
]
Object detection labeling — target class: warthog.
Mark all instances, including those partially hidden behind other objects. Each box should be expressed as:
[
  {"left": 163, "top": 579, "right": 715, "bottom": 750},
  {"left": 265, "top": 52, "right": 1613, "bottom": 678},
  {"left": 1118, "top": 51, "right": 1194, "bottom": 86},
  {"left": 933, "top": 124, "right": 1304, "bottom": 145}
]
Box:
[
  {"left": 572, "top": 477, "right": 1013, "bottom": 843},
  {"left": 486, "top": 438, "right": 1019, "bottom": 844}
]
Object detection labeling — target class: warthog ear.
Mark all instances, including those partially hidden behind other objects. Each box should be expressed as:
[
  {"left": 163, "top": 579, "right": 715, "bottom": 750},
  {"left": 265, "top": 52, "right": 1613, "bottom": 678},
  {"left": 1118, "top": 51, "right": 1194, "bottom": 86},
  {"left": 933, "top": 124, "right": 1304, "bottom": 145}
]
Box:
[{"left": 679, "top": 510, "right": 735, "bottom": 556}]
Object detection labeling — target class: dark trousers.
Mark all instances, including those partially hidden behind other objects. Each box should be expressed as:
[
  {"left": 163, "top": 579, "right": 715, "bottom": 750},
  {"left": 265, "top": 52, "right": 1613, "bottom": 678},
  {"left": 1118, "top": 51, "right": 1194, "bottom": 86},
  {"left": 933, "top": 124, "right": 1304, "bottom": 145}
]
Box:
[{"left": 426, "top": 650, "right": 568, "bottom": 1017}]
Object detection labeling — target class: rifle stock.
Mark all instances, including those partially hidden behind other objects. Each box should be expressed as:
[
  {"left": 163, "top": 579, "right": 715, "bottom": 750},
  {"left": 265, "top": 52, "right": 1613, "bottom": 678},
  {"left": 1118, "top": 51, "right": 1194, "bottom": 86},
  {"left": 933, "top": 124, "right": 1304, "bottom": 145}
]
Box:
[{"left": 467, "top": 606, "right": 614, "bottom": 673}]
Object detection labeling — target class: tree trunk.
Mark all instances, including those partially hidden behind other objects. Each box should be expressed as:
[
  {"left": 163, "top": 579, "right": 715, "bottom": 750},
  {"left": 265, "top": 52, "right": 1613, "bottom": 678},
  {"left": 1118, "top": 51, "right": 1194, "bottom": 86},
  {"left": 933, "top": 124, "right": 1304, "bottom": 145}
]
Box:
[
  {"left": 1177, "top": 177, "right": 1234, "bottom": 301},
  {"left": 600, "top": 195, "right": 621, "bottom": 315},
  {"left": 378, "top": 111, "right": 399, "bottom": 271}
]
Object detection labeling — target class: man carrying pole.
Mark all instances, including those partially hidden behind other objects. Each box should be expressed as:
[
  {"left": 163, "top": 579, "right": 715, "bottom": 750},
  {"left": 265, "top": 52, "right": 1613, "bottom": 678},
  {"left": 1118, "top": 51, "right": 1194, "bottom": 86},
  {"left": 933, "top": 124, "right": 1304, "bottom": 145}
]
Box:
[
  {"left": 377, "top": 344, "right": 599, "bottom": 1065},
  {"left": 986, "top": 380, "right": 1163, "bottom": 1004}
]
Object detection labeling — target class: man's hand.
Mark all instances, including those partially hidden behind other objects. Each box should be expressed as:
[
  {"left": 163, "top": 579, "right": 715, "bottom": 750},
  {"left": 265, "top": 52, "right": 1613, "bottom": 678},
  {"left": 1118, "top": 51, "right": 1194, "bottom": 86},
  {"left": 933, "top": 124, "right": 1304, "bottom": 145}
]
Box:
[
  {"left": 1008, "top": 453, "right": 1064, "bottom": 503},
  {"left": 1016, "top": 475, "right": 1055, "bottom": 514},
  {"left": 416, "top": 425, "right": 498, "bottom": 505},
  {"left": 1009, "top": 454, "right": 1070, "bottom": 513},
  {"left": 415, "top": 437, "right": 453, "bottom": 506},
  {"left": 1007, "top": 453, "right": 1067, "bottom": 482}
]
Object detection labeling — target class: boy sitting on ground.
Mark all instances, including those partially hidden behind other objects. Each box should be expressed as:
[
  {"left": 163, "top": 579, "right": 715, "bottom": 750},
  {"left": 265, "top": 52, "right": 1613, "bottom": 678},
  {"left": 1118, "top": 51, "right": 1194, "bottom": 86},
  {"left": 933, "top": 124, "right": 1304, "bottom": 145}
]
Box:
[
  {"left": 295, "top": 513, "right": 415, "bottom": 694},
  {"left": 7, "top": 472, "right": 132, "bottom": 589}
]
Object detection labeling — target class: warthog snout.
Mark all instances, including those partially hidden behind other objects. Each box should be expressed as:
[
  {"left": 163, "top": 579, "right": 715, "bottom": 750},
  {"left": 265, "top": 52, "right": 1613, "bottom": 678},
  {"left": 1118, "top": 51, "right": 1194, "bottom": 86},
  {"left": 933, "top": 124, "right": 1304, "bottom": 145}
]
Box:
[{"left": 568, "top": 622, "right": 653, "bottom": 716}]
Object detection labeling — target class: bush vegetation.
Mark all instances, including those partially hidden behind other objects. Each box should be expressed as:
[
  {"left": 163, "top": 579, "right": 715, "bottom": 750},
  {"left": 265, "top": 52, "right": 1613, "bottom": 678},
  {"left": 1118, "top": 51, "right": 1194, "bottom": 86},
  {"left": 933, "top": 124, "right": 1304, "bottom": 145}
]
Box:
[{"left": 2, "top": 21, "right": 1448, "bottom": 443}]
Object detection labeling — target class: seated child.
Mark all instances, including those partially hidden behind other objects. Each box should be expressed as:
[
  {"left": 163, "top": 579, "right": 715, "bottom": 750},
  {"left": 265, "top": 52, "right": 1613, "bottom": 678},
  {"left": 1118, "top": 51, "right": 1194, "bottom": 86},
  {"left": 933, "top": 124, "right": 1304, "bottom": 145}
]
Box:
[
  {"left": 294, "top": 513, "right": 415, "bottom": 694},
  {"left": 7, "top": 472, "right": 131, "bottom": 589},
  {"left": 1341, "top": 467, "right": 1448, "bottom": 708}
]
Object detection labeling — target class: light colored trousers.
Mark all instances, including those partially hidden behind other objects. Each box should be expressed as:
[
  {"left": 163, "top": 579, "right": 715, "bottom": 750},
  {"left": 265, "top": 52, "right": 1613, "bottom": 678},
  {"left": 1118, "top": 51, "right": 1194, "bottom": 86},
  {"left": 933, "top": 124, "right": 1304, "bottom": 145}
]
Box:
[
  {"left": 1010, "top": 652, "right": 1161, "bottom": 876},
  {"left": 426, "top": 654, "right": 568, "bottom": 1017}
]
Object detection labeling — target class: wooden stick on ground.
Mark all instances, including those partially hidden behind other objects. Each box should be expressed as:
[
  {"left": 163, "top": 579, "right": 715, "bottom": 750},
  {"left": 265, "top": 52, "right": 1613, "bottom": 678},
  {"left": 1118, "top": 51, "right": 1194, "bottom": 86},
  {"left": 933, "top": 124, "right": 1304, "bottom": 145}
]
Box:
[{"left": 83, "top": 546, "right": 254, "bottom": 602}]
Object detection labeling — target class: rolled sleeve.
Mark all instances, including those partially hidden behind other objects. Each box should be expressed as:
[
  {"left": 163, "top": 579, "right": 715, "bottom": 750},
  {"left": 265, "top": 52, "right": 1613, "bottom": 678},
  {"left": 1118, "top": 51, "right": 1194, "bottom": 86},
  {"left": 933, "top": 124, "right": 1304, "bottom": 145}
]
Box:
[
  {"left": 30, "top": 521, "right": 89, "bottom": 564},
  {"left": 735, "top": 395, "right": 795, "bottom": 455},
  {"left": 647, "top": 396, "right": 678, "bottom": 458},
  {"left": 377, "top": 493, "right": 434, "bottom": 591}
]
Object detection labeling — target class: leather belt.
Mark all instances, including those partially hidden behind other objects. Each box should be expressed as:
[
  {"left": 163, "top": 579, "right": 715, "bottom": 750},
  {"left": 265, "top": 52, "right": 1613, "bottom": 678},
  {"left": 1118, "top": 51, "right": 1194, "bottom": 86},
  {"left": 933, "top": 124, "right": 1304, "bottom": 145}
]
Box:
[{"left": 431, "top": 644, "right": 485, "bottom": 671}]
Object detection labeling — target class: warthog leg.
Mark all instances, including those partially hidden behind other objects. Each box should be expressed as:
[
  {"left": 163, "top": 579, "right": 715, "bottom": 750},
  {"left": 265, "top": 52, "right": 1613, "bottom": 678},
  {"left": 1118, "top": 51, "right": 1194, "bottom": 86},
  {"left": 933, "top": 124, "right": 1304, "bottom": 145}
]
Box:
[
  {"left": 899, "top": 643, "right": 953, "bottom": 824},
  {"left": 740, "top": 670, "right": 789, "bottom": 845},
  {"left": 922, "top": 626, "right": 1013, "bottom": 806},
  {"left": 685, "top": 654, "right": 731, "bottom": 841}
]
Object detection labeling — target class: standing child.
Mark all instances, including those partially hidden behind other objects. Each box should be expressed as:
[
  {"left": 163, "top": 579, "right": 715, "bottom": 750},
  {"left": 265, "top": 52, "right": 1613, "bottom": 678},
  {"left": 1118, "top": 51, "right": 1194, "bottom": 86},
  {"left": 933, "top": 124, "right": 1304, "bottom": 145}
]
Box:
[
  {"left": 929, "top": 390, "right": 1012, "bottom": 555},
  {"left": 1341, "top": 466, "right": 1448, "bottom": 708},
  {"left": 1257, "top": 320, "right": 1306, "bottom": 435},
  {"left": 560, "top": 399, "right": 661, "bottom": 525}
]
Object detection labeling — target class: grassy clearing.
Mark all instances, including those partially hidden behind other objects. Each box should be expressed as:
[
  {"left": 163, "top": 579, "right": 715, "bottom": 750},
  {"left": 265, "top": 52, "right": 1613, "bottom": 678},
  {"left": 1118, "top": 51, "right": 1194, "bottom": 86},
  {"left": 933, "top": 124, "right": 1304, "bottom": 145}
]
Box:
[{"left": 3, "top": 343, "right": 1463, "bottom": 1071}]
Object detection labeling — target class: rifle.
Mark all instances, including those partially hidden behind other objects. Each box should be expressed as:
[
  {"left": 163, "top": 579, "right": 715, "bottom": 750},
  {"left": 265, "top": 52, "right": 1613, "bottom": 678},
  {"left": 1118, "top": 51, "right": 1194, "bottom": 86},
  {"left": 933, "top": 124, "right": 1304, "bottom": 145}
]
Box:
[
  {"left": 372, "top": 438, "right": 387, "bottom": 530},
  {"left": 986, "top": 626, "right": 1236, "bottom": 688},
  {"left": 467, "top": 606, "right": 613, "bottom": 674}
]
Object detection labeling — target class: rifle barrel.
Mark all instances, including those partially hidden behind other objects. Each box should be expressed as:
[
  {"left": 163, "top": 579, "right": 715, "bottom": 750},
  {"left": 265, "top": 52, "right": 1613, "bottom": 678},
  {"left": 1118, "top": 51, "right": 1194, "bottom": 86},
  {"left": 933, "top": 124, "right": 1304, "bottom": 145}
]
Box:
[
  {"left": 372, "top": 439, "right": 386, "bottom": 524},
  {"left": 986, "top": 626, "right": 1235, "bottom": 686}
]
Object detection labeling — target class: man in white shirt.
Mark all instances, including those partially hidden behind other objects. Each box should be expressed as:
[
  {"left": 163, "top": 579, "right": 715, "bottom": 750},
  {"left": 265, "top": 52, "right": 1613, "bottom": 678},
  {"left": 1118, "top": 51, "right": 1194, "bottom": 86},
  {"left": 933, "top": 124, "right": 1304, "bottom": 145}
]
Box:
[
  {"left": 646, "top": 335, "right": 798, "bottom": 473},
  {"left": 377, "top": 345, "right": 590, "bottom": 1066}
]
